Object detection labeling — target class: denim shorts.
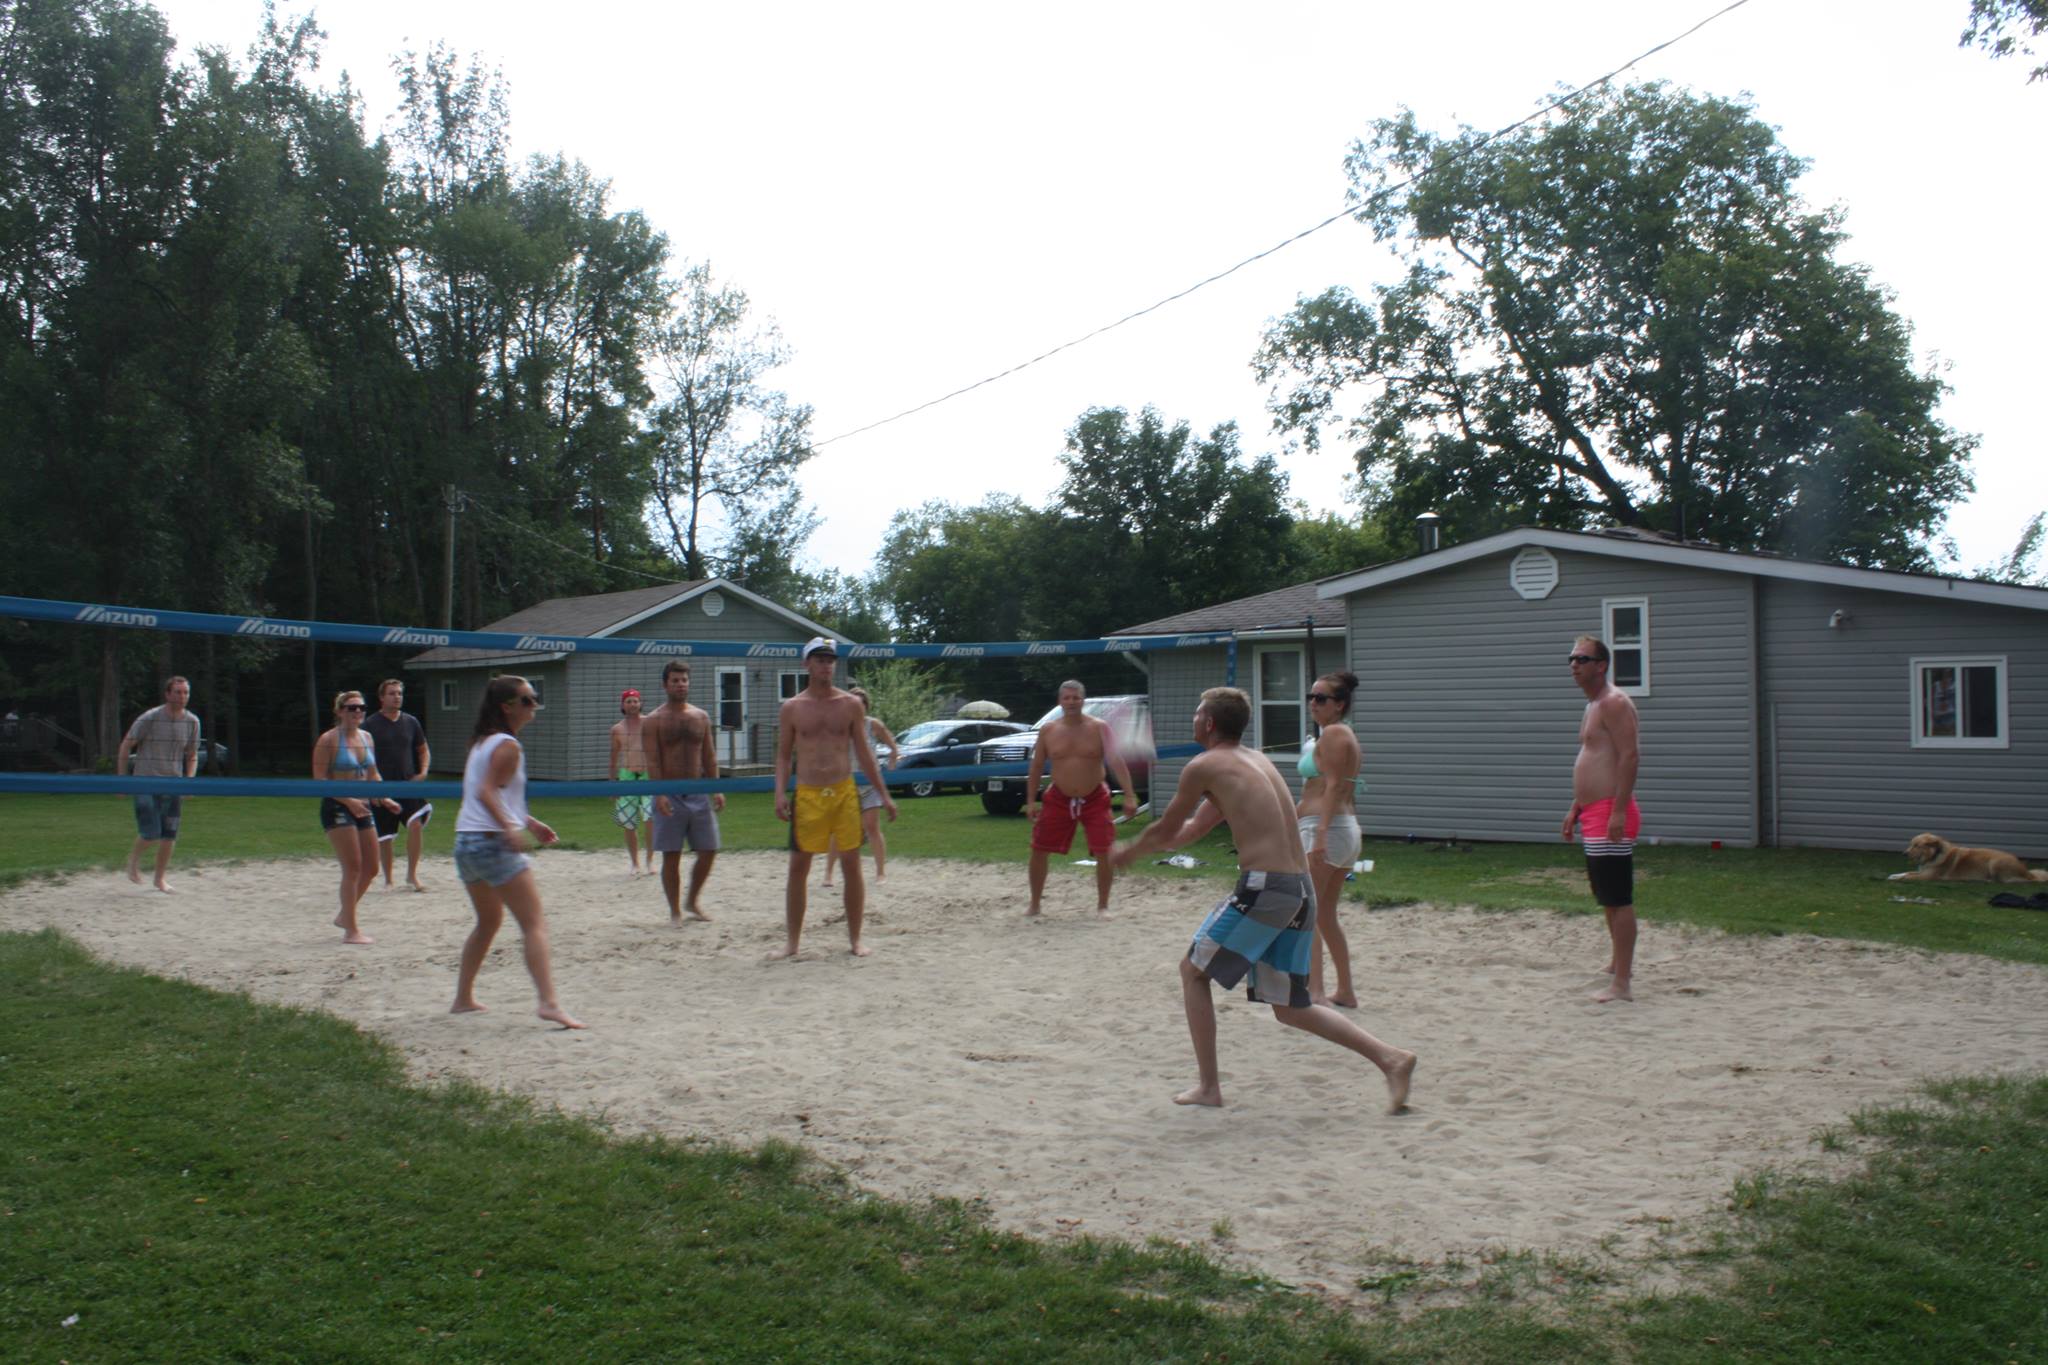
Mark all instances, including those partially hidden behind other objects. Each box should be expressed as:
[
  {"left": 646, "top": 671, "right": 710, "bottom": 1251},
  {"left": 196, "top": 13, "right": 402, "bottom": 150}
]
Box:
[
  {"left": 453, "top": 831, "right": 531, "bottom": 887},
  {"left": 133, "top": 793, "right": 183, "bottom": 841}
]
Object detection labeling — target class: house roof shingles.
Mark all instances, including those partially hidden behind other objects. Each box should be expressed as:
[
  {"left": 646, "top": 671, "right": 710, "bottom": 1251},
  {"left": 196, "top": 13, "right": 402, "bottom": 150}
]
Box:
[
  {"left": 407, "top": 581, "right": 709, "bottom": 667},
  {"left": 1115, "top": 577, "right": 1357, "bottom": 636}
]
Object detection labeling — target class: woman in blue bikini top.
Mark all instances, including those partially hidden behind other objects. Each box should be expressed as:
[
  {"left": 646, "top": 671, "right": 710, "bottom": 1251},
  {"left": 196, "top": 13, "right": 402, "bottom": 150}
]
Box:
[{"left": 1296, "top": 669, "right": 1365, "bottom": 1008}]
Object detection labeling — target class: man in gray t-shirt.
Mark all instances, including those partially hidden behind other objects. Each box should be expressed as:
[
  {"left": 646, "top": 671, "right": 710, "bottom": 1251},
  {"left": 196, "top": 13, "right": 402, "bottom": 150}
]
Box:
[{"left": 117, "top": 676, "right": 200, "bottom": 892}]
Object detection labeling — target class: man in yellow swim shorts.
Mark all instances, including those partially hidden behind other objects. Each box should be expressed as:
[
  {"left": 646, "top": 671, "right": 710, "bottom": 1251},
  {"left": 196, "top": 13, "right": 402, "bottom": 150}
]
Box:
[{"left": 772, "top": 637, "right": 898, "bottom": 959}]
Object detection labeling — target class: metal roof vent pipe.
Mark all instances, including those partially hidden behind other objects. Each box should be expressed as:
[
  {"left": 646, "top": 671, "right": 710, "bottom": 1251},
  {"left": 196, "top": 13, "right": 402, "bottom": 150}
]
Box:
[{"left": 1416, "top": 511, "right": 1442, "bottom": 554}]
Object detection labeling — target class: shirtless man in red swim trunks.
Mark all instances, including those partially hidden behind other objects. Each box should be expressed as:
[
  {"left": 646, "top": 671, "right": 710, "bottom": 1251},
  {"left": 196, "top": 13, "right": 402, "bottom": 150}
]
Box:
[
  {"left": 1025, "top": 680, "right": 1137, "bottom": 918},
  {"left": 1561, "top": 635, "right": 1642, "bottom": 1003}
]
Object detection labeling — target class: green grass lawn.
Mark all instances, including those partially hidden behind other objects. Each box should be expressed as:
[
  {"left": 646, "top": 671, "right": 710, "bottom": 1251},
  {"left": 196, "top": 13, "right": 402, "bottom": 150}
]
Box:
[{"left": 4, "top": 790, "right": 2046, "bottom": 1359}]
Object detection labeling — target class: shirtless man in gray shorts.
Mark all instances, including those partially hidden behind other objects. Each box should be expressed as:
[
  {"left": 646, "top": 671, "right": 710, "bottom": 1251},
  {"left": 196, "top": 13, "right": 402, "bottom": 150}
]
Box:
[{"left": 643, "top": 659, "right": 723, "bottom": 923}]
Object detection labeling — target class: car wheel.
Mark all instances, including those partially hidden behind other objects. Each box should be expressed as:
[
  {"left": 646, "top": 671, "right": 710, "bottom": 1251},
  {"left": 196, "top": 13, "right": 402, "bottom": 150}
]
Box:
[
  {"left": 981, "top": 790, "right": 1025, "bottom": 816},
  {"left": 908, "top": 779, "right": 938, "bottom": 799}
]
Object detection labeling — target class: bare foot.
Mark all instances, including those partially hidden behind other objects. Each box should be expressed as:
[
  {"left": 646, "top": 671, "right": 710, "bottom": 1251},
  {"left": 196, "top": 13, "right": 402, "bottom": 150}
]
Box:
[
  {"left": 1593, "top": 982, "right": 1633, "bottom": 1003},
  {"left": 1024, "top": 903, "right": 1042, "bottom": 917},
  {"left": 765, "top": 944, "right": 799, "bottom": 961},
  {"left": 450, "top": 1000, "right": 487, "bottom": 1014},
  {"left": 408, "top": 881, "right": 427, "bottom": 893},
  {"left": 685, "top": 905, "right": 713, "bottom": 922},
  {"left": 1384, "top": 1051, "right": 1417, "bottom": 1113},
  {"left": 1329, "top": 993, "right": 1359, "bottom": 1010},
  {"left": 1173, "top": 1085, "right": 1224, "bottom": 1107},
  {"left": 537, "top": 1003, "right": 585, "bottom": 1029},
  {"left": 1094, "top": 906, "right": 1111, "bottom": 919},
  {"left": 127, "top": 864, "right": 143, "bottom": 885},
  {"left": 154, "top": 880, "right": 176, "bottom": 894},
  {"left": 341, "top": 929, "right": 374, "bottom": 945},
  {"left": 850, "top": 941, "right": 872, "bottom": 958}
]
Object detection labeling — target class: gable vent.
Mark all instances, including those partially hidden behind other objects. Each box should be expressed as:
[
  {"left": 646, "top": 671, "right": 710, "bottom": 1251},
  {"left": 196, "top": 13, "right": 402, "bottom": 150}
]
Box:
[{"left": 1510, "top": 547, "right": 1560, "bottom": 600}]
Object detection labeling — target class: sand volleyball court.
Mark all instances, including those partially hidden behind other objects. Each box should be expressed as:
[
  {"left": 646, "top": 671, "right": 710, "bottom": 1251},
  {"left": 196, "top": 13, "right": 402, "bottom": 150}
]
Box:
[{"left": 8, "top": 849, "right": 2047, "bottom": 1295}]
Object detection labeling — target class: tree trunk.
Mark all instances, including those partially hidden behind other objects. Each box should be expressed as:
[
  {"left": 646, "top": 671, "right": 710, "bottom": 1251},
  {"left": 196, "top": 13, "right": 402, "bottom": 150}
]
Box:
[
  {"left": 304, "top": 505, "right": 320, "bottom": 742},
  {"left": 96, "top": 632, "right": 120, "bottom": 763}
]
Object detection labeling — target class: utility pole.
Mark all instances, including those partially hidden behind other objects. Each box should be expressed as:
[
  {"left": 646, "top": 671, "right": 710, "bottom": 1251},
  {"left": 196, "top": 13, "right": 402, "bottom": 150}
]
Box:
[{"left": 442, "top": 485, "right": 459, "bottom": 630}]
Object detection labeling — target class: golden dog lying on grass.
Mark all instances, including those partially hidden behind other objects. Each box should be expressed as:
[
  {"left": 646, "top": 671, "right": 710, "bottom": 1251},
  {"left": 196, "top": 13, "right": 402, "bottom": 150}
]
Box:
[{"left": 1890, "top": 832, "right": 2048, "bottom": 883}]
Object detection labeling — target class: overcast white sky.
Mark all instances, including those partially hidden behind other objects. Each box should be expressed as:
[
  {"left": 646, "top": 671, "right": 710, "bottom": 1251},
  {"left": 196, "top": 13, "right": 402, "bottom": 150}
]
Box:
[{"left": 156, "top": 0, "right": 2047, "bottom": 581}]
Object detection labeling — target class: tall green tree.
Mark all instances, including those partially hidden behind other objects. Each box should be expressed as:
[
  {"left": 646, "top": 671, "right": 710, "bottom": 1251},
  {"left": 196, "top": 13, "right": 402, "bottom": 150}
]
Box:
[
  {"left": 1052, "top": 407, "right": 1295, "bottom": 632},
  {"left": 1256, "top": 84, "right": 1976, "bottom": 569},
  {"left": 872, "top": 496, "right": 1048, "bottom": 645},
  {"left": 1963, "top": 0, "right": 2048, "bottom": 82},
  {"left": 645, "top": 263, "right": 814, "bottom": 581},
  {"left": 3, "top": 0, "right": 204, "bottom": 754}
]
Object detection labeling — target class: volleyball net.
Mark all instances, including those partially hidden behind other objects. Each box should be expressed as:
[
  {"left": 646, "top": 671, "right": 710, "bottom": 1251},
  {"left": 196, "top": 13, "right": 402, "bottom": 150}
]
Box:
[{"left": 0, "top": 595, "right": 1226, "bottom": 799}]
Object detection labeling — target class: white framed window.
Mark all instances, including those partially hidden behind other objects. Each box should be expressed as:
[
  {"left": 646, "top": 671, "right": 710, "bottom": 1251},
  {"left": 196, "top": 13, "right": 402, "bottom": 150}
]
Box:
[
  {"left": 1253, "top": 646, "right": 1304, "bottom": 756},
  {"left": 717, "top": 667, "right": 746, "bottom": 730},
  {"left": 439, "top": 680, "right": 457, "bottom": 711},
  {"left": 779, "top": 670, "right": 806, "bottom": 701},
  {"left": 1602, "top": 597, "right": 1650, "bottom": 696},
  {"left": 1910, "top": 656, "right": 2008, "bottom": 749}
]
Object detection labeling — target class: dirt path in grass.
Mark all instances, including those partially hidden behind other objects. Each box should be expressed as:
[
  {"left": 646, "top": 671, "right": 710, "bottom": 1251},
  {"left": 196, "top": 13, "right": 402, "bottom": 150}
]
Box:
[{"left": 9, "top": 850, "right": 2048, "bottom": 1299}]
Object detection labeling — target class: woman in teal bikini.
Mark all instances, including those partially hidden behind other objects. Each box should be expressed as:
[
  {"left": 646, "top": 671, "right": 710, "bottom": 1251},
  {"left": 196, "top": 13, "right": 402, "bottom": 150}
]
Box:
[
  {"left": 313, "top": 689, "right": 400, "bottom": 945},
  {"left": 1295, "top": 670, "right": 1363, "bottom": 1008}
]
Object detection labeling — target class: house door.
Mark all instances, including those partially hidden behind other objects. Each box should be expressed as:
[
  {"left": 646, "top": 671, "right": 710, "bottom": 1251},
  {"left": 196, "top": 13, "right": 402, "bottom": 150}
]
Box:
[{"left": 716, "top": 668, "right": 748, "bottom": 764}]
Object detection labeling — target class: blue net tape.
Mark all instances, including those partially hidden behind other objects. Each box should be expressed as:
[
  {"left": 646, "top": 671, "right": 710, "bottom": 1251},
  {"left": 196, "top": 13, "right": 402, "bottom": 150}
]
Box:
[
  {"left": 0, "top": 595, "right": 1232, "bottom": 660},
  {"left": 0, "top": 746, "right": 1200, "bottom": 798}
]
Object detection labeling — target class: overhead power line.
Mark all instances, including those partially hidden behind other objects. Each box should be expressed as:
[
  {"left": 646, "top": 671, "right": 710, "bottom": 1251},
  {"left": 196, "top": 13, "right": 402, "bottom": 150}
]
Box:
[{"left": 810, "top": 0, "right": 1753, "bottom": 452}]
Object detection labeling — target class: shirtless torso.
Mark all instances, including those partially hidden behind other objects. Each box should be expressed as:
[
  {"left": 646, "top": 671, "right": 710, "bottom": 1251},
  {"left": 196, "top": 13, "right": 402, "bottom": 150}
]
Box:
[
  {"left": 644, "top": 697, "right": 713, "bottom": 791},
  {"left": 1572, "top": 690, "right": 1638, "bottom": 808},
  {"left": 1033, "top": 713, "right": 1112, "bottom": 799},
  {"left": 777, "top": 685, "right": 867, "bottom": 793},
  {"left": 610, "top": 714, "right": 646, "bottom": 774},
  {"left": 1172, "top": 743, "right": 1306, "bottom": 876}
]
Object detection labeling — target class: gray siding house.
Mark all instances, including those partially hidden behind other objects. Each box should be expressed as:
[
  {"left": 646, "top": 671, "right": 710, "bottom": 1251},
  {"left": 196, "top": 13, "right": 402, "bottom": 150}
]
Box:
[
  {"left": 1324, "top": 528, "right": 2048, "bottom": 853},
  {"left": 1130, "top": 528, "right": 2048, "bottom": 854},
  {"left": 405, "top": 580, "right": 842, "bottom": 780}
]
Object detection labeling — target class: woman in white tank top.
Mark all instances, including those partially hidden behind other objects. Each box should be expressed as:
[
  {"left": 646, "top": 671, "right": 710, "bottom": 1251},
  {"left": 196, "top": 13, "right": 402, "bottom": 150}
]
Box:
[{"left": 449, "top": 675, "right": 583, "bottom": 1029}]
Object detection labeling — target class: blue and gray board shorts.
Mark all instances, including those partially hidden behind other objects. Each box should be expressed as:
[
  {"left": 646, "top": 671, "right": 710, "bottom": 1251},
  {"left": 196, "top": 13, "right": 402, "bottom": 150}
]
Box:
[{"left": 1188, "top": 869, "right": 1315, "bottom": 1007}]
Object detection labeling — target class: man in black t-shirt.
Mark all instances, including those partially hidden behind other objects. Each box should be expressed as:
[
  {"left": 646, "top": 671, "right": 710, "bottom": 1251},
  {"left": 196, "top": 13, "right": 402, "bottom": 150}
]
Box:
[{"left": 365, "top": 678, "right": 433, "bottom": 891}]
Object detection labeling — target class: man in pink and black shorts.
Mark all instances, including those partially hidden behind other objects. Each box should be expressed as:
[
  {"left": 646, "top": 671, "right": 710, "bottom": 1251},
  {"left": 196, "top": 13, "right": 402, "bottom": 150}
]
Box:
[{"left": 1562, "top": 635, "right": 1643, "bottom": 1003}]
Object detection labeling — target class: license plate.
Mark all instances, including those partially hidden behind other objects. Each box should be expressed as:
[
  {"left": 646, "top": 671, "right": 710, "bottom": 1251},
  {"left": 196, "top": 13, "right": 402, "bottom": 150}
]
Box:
[{"left": 986, "top": 780, "right": 1004, "bottom": 793}]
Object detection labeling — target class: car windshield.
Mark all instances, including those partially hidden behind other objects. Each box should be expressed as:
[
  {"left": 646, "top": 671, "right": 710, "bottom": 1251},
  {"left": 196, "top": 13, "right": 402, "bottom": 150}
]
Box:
[{"left": 897, "top": 723, "right": 953, "bottom": 746}]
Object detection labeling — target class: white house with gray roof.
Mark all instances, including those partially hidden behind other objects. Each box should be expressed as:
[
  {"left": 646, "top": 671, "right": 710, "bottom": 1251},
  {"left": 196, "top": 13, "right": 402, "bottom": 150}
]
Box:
[
  {"left": 405, "top": 579, "right": 842, "bottom": 779},
  {"left": 1128, "top": 527, "right": 2048, "bottom": 854}
]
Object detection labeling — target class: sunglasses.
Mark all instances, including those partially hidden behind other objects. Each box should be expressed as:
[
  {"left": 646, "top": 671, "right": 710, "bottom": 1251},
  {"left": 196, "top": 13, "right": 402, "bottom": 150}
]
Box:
[
  {"left": 1307, "top": 691, "right": 1339, "bottom": 704},
  {"left": 516, "top": 695, "right": 542, "bottom": 708},
  {"left": 1567, "top": 654, "right": 1602, "bottom": 665},
  {"left": 340, "top": 702, "right": 365, "bottom": 712}
]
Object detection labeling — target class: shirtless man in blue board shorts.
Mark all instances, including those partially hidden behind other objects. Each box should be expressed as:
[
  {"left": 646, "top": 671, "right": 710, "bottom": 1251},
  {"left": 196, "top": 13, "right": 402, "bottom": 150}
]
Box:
[
  {"left": 643, "top": 660, "right": 723, "bottom": 923},
  {"left": 1112, "top": 686, "right": 1416, "bottom": 1112}
]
